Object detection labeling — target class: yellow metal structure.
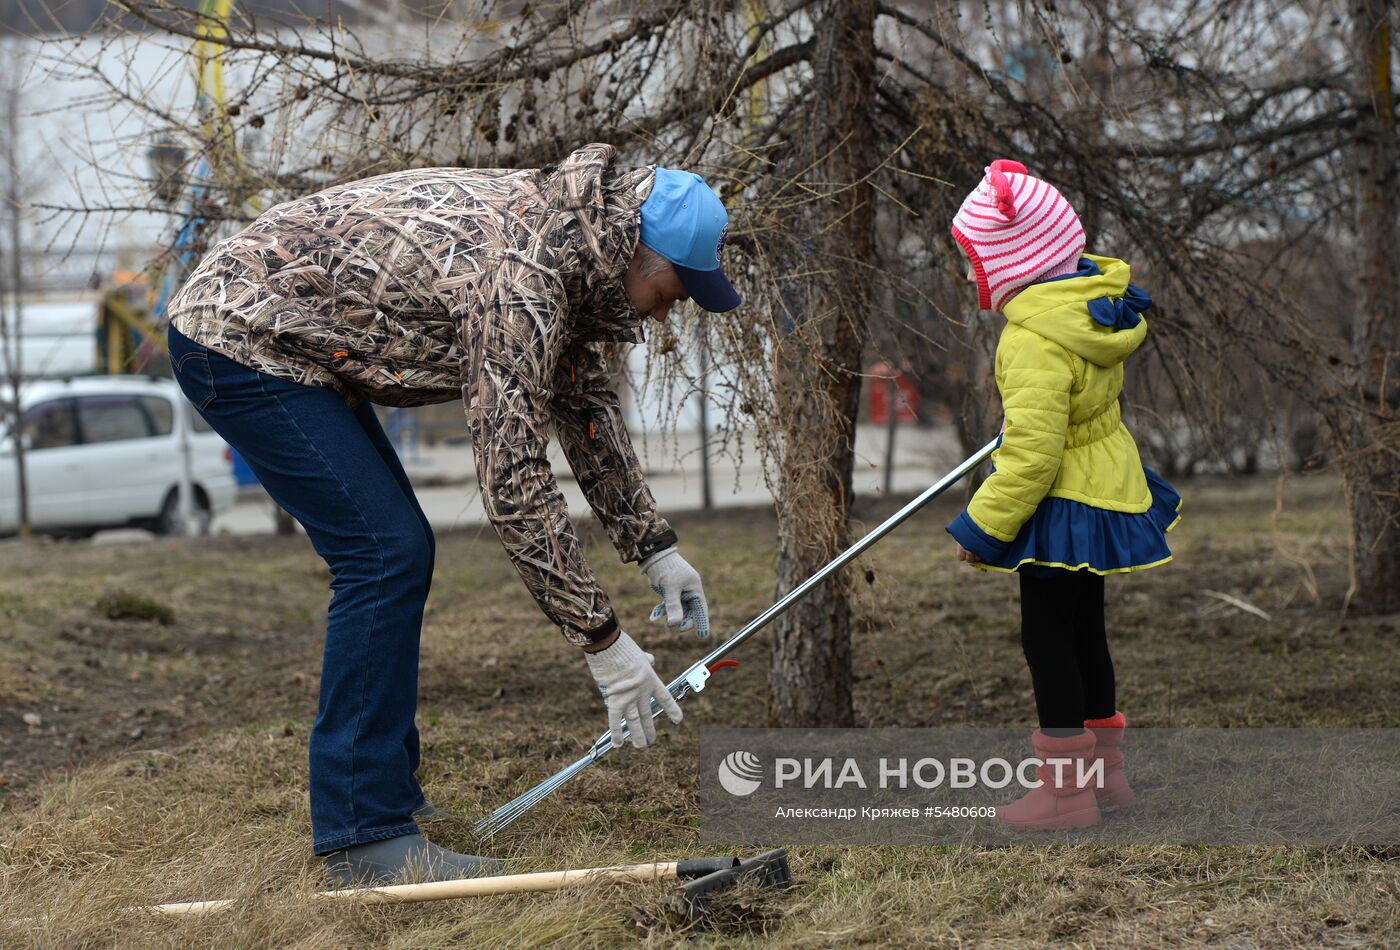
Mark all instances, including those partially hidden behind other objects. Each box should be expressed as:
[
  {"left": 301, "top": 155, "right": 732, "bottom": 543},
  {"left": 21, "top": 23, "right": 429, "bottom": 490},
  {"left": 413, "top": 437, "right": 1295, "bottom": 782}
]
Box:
[
  {"left": 100, "top": 281, "right": 162, "bottom": 375},
  {"left": 194, "top": 0, "right": 234, "bottom": 158}
]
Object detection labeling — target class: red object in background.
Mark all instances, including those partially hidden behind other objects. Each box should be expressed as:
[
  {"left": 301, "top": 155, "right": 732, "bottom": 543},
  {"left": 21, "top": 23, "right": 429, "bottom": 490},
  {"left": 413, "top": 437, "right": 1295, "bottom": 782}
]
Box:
[{"left": 867, "top": 362, "right": 919, "bottom": 424}]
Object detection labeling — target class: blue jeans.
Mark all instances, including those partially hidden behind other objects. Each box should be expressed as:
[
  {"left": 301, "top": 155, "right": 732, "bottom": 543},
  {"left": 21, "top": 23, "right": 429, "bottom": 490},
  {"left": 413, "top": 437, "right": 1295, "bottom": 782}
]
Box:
[{"left": 169, "top": 324, "right": 433, "bottom": 854}]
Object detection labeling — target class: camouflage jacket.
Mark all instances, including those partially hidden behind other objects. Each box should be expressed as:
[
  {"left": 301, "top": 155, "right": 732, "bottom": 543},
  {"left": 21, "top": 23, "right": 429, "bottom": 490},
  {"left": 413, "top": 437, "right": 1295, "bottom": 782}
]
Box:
[{"left": 169, "top": 143, "right": 677, "bottom": 645}]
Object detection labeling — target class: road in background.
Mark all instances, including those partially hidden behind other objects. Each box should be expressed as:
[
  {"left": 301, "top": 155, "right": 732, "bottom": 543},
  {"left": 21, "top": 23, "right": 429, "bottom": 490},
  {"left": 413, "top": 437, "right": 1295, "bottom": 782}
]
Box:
[{"left": 190, "top": 423, "right": 965, "bottom": 539}]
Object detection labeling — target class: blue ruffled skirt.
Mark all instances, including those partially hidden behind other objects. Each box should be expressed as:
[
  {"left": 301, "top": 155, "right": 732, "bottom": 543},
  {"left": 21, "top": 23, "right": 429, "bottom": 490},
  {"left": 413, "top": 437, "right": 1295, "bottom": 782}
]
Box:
[{"left": 951, "top": 468, "right": 1181, "bottom": 576}]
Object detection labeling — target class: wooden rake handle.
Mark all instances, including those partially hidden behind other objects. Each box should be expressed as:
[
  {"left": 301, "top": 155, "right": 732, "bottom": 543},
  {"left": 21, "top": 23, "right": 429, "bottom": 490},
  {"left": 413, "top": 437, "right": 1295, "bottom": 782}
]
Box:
[{"left": 151, "top": 857, "right": 741, "bottom": 916}]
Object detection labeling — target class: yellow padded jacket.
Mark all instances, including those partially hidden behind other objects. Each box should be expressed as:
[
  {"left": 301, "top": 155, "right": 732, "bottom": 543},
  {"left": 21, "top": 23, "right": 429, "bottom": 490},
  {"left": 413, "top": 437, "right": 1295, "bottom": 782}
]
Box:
[{"left": 965, "top": 253, "right": 1152, "bottom": 544}]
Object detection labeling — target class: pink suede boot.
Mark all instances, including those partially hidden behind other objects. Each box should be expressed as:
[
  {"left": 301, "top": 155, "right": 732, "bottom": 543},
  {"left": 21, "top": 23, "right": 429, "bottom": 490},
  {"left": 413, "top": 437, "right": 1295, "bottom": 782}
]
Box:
[
  {"left": 1085, "top": 711, "right": 1134, "bottom": 810},
  {"left": 996, "top": 729, "right": 1101, "bottom": 831}
]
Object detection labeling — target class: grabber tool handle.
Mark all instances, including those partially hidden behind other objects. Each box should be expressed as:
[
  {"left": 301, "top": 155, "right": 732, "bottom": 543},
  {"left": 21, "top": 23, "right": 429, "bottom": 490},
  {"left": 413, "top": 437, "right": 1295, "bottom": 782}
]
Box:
[{"left": 619, "top": 437, "right": 999, "bottom": 748}]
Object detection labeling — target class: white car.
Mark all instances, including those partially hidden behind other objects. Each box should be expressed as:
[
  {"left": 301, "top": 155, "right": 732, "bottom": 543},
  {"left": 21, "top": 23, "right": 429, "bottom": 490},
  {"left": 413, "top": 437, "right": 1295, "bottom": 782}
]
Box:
[{"left": 0, "top": 376, "right": 236, "bottom": 538}]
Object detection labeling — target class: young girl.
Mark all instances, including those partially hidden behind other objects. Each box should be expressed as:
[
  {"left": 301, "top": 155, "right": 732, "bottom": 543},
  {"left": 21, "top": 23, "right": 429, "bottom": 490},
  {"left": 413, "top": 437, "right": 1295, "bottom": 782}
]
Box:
[{"left": 945, "top": 159, "right": 1180, "bottom": 831}]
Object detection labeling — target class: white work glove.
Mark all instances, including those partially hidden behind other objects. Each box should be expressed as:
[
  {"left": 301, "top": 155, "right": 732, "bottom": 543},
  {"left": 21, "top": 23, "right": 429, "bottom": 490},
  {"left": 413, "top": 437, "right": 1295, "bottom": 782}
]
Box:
[
  {"left": 641, "top": 547, "right": 710, "bottom": 638},
  {"left": 585, "top": 631, "right": 683, "bottom": 749}
]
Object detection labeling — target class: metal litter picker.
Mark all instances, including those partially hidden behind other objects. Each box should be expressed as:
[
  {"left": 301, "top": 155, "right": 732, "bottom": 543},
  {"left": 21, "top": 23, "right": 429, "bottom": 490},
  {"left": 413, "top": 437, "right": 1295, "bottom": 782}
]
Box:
[{"left": 475, "top": 438, "right": 1001, "bottom": 837}]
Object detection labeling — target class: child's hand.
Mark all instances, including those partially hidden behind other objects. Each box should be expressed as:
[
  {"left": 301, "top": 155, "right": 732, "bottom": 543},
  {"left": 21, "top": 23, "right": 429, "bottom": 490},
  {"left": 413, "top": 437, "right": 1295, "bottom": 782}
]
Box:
[{"left": 956, "top": 543, "right": 981, "bottom": 564}]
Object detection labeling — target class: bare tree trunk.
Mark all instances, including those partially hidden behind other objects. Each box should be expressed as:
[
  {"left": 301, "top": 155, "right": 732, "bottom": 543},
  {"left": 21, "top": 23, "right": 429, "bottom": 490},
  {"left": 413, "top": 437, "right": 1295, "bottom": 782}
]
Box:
[
  {"left": 698, "top": 319, "right": 713, "bottom": 511},
  {"left": 877, "top": 228, "right": 899, "bottom": 497},
  {"left": 1343, "top": 0, "right": 1399, "bottom": 614},
  {"left": 883, "top": 374, "right": 897, "bottom": 496},
  {"left": 769, "top": 0, "right": 875, "bottom": 727},
  {"left": 2, "top": 73, "right": 29, "bottom": 540}
]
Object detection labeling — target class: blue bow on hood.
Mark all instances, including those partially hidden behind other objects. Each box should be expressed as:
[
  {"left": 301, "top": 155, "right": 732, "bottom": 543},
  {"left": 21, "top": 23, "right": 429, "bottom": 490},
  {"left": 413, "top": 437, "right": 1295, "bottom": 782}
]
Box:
[
  {"left": 1038, "top": 257, "right": 1153, "bottom": 332},
  {"left": 1087, "top": 282, "right": 1152, "bottom": 331}
]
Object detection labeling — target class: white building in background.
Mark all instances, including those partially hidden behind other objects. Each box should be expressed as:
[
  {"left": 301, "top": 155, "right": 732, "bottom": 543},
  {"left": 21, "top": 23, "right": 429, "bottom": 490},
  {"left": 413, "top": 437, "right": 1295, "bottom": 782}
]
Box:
[{"left": 3, "top": 295, "right": 106, "bottom": 378}]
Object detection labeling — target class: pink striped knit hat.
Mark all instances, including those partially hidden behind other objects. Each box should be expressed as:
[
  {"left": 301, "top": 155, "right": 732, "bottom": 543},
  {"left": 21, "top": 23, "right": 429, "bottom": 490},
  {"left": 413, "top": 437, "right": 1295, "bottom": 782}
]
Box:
[{"left": 951, "top": 159, "right": 1086, "bottom": 311}]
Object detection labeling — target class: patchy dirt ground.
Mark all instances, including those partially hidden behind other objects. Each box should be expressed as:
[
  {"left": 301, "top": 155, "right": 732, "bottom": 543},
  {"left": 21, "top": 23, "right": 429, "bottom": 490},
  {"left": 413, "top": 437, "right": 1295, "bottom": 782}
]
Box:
[{"left": 1, "top": 472, "right": 1396, "bottom": 947}]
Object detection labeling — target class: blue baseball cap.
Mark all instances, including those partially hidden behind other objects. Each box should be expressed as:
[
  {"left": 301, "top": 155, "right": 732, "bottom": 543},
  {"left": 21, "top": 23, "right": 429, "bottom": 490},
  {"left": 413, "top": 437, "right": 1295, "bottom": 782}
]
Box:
[{"left": 639, "top": 167, "right": 741, "bottom": 313}]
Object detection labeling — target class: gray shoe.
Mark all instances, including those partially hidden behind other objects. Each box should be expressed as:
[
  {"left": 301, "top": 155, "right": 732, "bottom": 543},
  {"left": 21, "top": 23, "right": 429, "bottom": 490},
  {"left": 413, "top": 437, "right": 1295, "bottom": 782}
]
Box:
[
  {"left": 411, "top": 802, "right": 450, "bottom": 823},
  {"left": 323, "top": 833, "right": 504, "bottom": 887}
]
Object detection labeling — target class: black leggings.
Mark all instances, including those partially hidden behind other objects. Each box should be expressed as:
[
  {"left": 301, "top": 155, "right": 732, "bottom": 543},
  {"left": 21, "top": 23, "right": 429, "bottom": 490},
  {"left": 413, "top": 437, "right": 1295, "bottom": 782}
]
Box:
[{"left": 1018, "top": 570, "right": 1115, "bottom": 736}]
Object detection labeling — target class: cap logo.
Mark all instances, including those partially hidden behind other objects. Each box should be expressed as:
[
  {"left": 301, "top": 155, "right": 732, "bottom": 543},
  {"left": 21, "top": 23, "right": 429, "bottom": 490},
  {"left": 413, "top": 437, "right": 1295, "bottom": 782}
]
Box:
[{"left": 715, "top": 223, "right": 729, "bottom": 263}]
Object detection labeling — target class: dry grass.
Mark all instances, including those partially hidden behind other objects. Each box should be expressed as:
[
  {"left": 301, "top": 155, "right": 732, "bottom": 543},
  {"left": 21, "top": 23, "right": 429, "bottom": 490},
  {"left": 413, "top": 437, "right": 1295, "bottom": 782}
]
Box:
[{"left": 1, "top": 471, "right": 1397, "bottom": 947}]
